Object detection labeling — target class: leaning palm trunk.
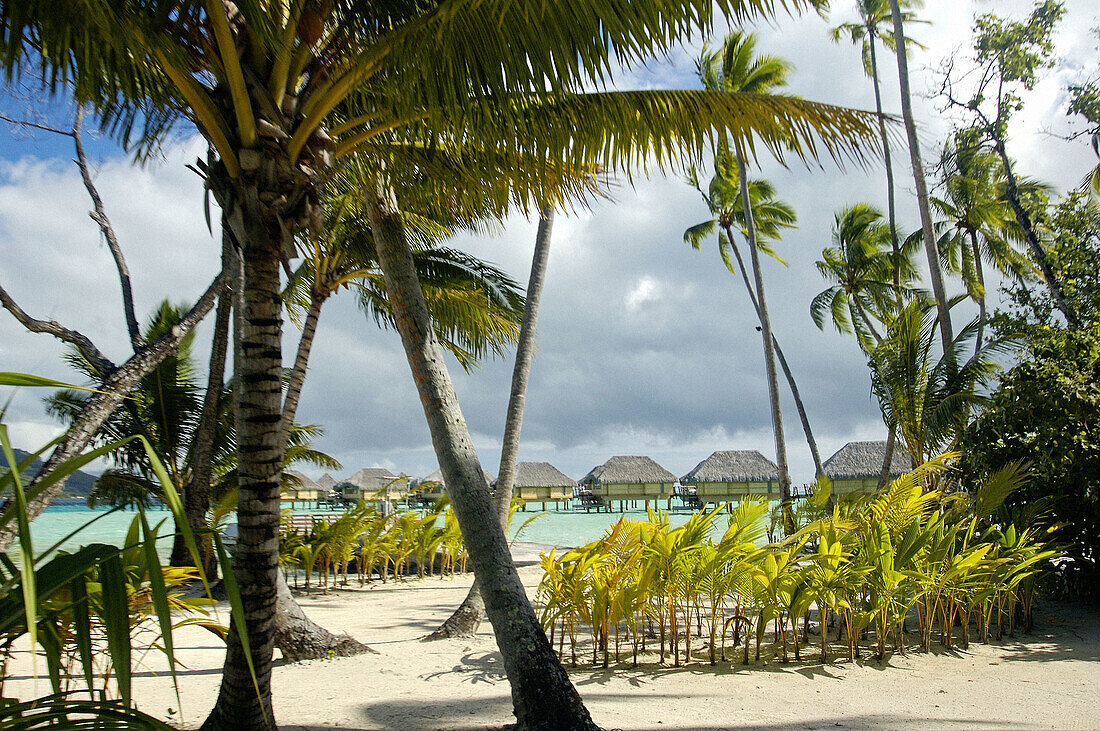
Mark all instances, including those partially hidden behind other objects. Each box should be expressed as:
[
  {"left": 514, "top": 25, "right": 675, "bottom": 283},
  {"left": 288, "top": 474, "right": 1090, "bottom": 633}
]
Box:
[
  {"left": 736, "top": 154, "right": 793, "bottom": 527},
  {"left": 888, "top": 0, "right": 952, "bottom": 352},
  {"left": 989, "top": 137, "right": 1079, "bottom": 327},
  {"left": 723, "top": 228, "right": 824, "bottom": 477},
  {"left": 867, "top": 30, "right": 903, "bottom": 306},
  {"left": 968, "top": 229, "right": 987, "bottom": 355},
  {"left": 203, "top": 228, "right": 285, "bottom": 730},
  {"left": 366, "top": 178, "right": 595, "bottom": 730},
  {"left": 427, "top": 209, "right": 556, "bottom": 640}
]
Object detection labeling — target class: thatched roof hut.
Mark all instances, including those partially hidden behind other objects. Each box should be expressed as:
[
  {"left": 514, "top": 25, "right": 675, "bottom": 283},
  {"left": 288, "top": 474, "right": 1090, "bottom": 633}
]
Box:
[
  {"left": 283, "top": 470, "right": 322, "bottom": 500},
  {"left": 681, "top": 450, "right": 779, "bottom": 484},
  {"left": 680, "top": 450, "right": 780, "bottom": 502},
  {"left": 497, "top": 462, "right": 575, "bottom": 503},
  {"left": 823, "top": 441, "right": 913, "bottom": 495},
  {"left": 580, "top": 456, "right": 677, "bottom": 501},
  {"left": 316, "top": 473, "right": 337, "bottom": 491},
  {"left": 344, "top": 467, "right": 406, "bottom": 500},
  {"left": 417, "top": 467, "right": 496, "bottom": 499}
]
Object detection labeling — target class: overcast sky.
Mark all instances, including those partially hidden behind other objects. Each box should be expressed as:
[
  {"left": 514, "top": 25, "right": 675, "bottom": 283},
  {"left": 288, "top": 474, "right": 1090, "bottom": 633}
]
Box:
[{"left": 0, "top": 1, "right": 1096, "bottom": 486}]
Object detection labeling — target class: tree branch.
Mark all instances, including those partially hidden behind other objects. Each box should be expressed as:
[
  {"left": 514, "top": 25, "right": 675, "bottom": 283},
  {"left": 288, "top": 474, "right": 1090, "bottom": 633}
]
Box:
[
  {"left": 72, "top": 108, "right": 142, "bottom": 350},
  {"left": 0, "top": 282, "right": 116, "bottom": 376}
]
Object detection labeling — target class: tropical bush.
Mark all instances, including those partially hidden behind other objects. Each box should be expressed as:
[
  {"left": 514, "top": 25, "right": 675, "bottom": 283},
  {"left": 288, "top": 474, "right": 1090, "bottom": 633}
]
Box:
[
  {"left": 0, "top": 373, "right": 245, "bottom": 727},
  {"left": 536, "top": 455, "right": 1059, "bottom": 668},
  {"left": 279, "top": 499, "right": 469, "bottom": 589}
]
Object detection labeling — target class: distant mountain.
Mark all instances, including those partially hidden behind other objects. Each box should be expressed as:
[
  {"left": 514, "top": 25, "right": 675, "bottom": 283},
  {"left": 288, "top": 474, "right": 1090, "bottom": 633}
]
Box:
[{"left": 2, "top": 448, "right": 99, "bottom": 498}]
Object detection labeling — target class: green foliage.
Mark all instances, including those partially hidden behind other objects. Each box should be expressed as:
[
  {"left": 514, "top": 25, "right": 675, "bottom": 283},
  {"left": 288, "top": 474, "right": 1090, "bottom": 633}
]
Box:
[
  {"left": 812, "top": 204, "right": 919, "bottom": 348},
  {"left": 537, "top": 457, "right": 1058, "bottom": 668},
  {"left": 868, "top": 301, "right": 1006, "bottom": 465},
  {"left": 959, "top": 192, "right": 1100, "bottom": 599},
  {"left": 0, "top": 373, "right": 236, "bottom": 723},
  {"left": 280, "top": 500, "right": 469, "bottom": 589}
]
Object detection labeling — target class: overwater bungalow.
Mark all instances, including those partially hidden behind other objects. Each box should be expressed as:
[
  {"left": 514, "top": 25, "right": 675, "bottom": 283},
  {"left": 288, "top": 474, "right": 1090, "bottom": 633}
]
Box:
[
  {"left": 580, "top": 455, "right": 678, "bottom": 512},
  {"left": 342, "top": 467, "right": 408, "bottom": 503},
  {"left": 283, "top": 470, "right": 323, "bottom": 507},
  {"left": 680, "top": 450, "right": 780, "bottom": 504},
  {"left": 499, "top": 462, "right": 575, "bottom": 511},
  {"left": 316, "top": 472, "right": 338, "bottom": 494},
  {"left": 823, "top": 440, "right": 913, "bottom": 496},
  {"left": 415, "top": 467, "right": 496, "bottom": 504}
]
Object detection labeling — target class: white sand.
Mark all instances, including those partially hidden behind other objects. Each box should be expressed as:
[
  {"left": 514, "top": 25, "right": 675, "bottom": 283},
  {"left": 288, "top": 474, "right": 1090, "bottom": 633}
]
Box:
[{"left": 7, "top": 546, "right": 1099, "bottom": 730}]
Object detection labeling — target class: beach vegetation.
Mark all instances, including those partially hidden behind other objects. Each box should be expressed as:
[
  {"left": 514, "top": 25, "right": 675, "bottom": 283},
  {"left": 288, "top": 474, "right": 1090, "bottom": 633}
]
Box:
[
  {"left": 536, "top": 456, "right": 1059, "bottom": 668},
  {"left": 0, "top": 374, "right": 237, "bottom": 726}
]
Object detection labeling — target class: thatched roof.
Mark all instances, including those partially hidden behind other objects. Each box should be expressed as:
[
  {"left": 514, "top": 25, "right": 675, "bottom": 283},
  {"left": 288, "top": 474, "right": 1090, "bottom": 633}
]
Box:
[
  {"left": 284, "top": 470, "right": 319, "bottom": 490},
  {"left": 823, "top": 441, "right": 913, "bottom": 480},
  {"left": 347, "top": 467, "right": 399, "bottom": 492},
  {"left": 581, "top": 456, "right": 677, "bottom": 486},
  {"left": 316, "top": 473, "right": 337, "bottom": 490},
  {"left": 422, "top": 467, "right": 495, "bottom": 488},
  {"left": 681, "top": 451, "right": 778, "bottom": 484},
  {"left": 496, "top": 462, "right": 575, "bottom": 489}
]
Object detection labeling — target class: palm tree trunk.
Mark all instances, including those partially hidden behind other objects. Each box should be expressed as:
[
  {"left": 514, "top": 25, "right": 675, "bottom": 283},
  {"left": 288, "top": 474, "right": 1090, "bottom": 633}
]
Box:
[
  {"left": 888, "top": 0, "right": 953, "bottom": 352},
  {"left": 171, "top": 237, "right": 234, "bottom": 568},
  {"left": 868, "top": 29, "right": 903, "bottom": 307},
  {"left": 723, "top": 227, "right": 824, "bottom": 477},
  {"left": 968, "top": 229, "right": 987, "bottom": 355},
  {"left": 279, "top": 291, "right": 325, "bottom": 440},
  {"left": 736, "top": 155, "right": 793, "bottom": 527},
  {"left": 365, "top": 177, "right": 596, "bottom": 730},
  {"left": 427, "top": 208, "right": 556, "bottom": 641},
  {"left": 202, "top": 231, "right": 284, "bottom": 730},
  {"left": 989, "top": 137, "right": 1079, "bottom": 326},
  {"left": 878, "top": 425, "right": 897, "bottom": 489}
]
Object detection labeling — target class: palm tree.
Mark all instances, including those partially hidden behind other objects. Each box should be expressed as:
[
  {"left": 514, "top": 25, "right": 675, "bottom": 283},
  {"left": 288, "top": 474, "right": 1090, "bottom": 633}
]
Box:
[
  {"left": 685, "top": 155, "right": 825, "bottom": 477},
  {"left": 695, "top": 31, "right": 796, "bottom": 528},
  {"left": 811, "top": 204, "right": 913, "bottom": 350},
  {"left": 932, "top": 132, "right": 1040, "bottom": 353},
  {"left": 888, "top": 0, "right": 954, "bottom": 351},
  {"left": 6, "top": 4, "right": 885, "bottom": 726},
  {"left": 45, "top": 302, "right": 223, "bottom": 508},
  {"left": 830, "top": 0, "right": 928, "bottom": 302},
  {"left": 868, "top": 301, "right": 1003, "bottom": 466}
]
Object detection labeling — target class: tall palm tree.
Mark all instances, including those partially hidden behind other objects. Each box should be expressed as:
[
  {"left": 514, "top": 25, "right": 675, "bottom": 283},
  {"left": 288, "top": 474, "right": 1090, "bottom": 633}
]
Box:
[
  {"left": 888, "top": 0, "right": 954, "bottom": 352},
  {"left": 830, "top": 0, "right": 927, "bottom": 303},
  {"left": 428, "top": 208, "right": 558, "bottom": 640},
  {"left": 5, "top": 4, "right": 885, "bottom": 726},
  {"left": 812, "top": 204, "right": 915, "bottom": 350},
  {"left": 932, "top": 132, "right": 1040, "bottom": 353},
  {"left": 685, "top": 154, "right": 825, "bottom": 477},
  {"left": 696, "top": 32, "right": 799, "bottom": 525}
]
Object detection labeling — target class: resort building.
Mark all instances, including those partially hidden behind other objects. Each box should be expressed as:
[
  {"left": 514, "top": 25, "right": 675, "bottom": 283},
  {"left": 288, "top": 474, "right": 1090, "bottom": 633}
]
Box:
[
  {"left": 823, "top": 440, "right": 914, "bottom": 496},
  {"left": 580, "top": 455, "right": 678, "bottom": 512},
  {"left": 316, "top": 473, "right": 338, "bottom": 494},
  {"left": 282, "top": 470, "right": 323, "bottom": 506},
  {"left": 415, "top": 467, "right": 496, "bottom": 503},
  {"left": 680, "top": 450, "right": 780, "bottom": 504},
  {"left": 498, "top": 462, "right": 575, "bottom": 511},
  {"left": 341, "top": 467, "right": 408, "bottom": 502}
]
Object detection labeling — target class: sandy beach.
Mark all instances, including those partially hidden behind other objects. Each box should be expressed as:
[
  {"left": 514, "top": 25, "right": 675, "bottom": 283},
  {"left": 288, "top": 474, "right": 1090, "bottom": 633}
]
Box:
[{"left": 7, "top": 544, "right": 1098, "bottom": 730}]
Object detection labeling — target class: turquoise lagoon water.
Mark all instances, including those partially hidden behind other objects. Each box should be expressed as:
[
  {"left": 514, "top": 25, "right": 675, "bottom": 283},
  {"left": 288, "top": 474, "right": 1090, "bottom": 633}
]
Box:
[{"left": 28, "top": 501, "right": 715, "bottom": 559}]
